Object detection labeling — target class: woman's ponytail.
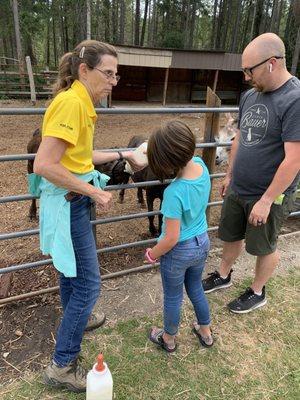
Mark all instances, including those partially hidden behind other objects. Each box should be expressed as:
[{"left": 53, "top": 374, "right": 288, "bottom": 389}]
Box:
[{"left": 52, "top": 52, "right": 75, "bottom": 96}]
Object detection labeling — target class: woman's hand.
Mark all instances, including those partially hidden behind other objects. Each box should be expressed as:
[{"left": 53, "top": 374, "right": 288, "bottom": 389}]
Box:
[
  {"left": 90, "top": 189, "right": 112, "bottom": 211},
  {"left": 122, "top": 150, "right": 147, "bottom": 172}
]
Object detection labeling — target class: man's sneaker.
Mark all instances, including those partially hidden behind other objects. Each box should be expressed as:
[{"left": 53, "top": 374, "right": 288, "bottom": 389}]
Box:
[
  {"left": 202, "top": 269, "right": 233, "bottom": 293},
  {"left": 85, "top": 311, "right": 106, "bottom": 332},
  {"left": 228, "top": 286, "right": 267, "bottom": 314},
  {"left": 44, "top": 358, "right": 87, "bottom": 393}
]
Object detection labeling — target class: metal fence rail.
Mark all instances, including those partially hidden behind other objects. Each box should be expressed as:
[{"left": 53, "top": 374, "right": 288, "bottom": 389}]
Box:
[
  {"left": 0, "top": 173, "right": 227, "bottom": 204},
  {"left": 0, "top": 201, "right": 224, "bottom": 241},
  {"left": 0, "top": 142, "right": 231, "bottom": 163},
  {"left": 1, "top": 104, "right": 299, "bottom": 304},
  {"left": 0, "top": 106, "right": 239, "bottom": 116}
]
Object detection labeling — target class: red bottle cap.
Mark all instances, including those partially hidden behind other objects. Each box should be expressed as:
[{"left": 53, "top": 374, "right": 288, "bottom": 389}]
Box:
[{"left": 95, "top": 353, "right": 105, "bottom": 372}]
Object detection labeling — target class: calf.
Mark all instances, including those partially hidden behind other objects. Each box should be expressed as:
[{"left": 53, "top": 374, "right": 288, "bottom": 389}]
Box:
[
  {"left": 27, "top": 128, "right": 42, "bottom": 220},
  {"left": 119, "top": 135, "right": 169, "bottom": 237}
]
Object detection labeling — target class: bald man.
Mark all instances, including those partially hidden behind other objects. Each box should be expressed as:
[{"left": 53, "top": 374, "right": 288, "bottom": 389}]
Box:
[{"left": 202, "top": 33, "right": 300, "bottom": 313}]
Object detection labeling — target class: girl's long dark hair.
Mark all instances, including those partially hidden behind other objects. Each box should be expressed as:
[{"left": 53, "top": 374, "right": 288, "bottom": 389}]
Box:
[{"left": 147, "top": 120, "right": 196, "bottom": 181}]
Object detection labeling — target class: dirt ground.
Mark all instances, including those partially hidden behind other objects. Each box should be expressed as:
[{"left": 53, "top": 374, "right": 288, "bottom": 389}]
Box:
[{"left": 0, "top": 99, "right": 299, "bottom": 387}]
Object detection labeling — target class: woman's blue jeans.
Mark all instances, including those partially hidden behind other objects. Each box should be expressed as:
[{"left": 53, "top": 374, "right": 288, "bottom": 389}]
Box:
[
  {"left": 53, "top": 195, "right": 100, "bottom": 367},
  {"left": 160, "top": 232, "right": 211, "bottom": 336}
]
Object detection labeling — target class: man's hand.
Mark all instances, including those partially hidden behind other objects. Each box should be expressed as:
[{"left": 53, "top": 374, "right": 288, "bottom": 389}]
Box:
[
  {"left": 90, "top": 189, "right": 112, "bottom": 211},
  {"left": 220, "top": 174, "right": 231, "bottom": 197},
  {"left": 248, "top": 198, "right": 272, "bottom": 226}
]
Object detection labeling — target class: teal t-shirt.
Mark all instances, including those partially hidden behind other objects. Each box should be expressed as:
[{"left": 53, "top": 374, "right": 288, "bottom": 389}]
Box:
[{"left": 159, "top": 156, "right": 211, "bottom": 242}]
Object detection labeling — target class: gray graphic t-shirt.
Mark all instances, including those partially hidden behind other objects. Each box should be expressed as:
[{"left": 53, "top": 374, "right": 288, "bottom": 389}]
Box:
[{"left": 232, "top": 77, "right": 300, "bottom": 198}]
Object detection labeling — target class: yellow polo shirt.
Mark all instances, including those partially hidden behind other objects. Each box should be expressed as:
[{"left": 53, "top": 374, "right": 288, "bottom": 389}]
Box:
[{"left": 42, "top": 80, "right": 97, "bottom": 174}]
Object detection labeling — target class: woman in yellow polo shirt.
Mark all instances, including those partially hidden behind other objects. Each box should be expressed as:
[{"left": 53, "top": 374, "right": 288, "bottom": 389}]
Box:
[{"left": 33, "top": 40, "right": 142, "bottom": 393}]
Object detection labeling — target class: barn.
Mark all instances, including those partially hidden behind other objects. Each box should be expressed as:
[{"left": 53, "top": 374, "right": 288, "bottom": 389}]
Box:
[{"left": 113, "top": 44, "right": 247, "bottom": 105}]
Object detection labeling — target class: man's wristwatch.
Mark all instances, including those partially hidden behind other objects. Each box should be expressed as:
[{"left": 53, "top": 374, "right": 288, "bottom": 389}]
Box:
[{"left": 117, "top": 151, "right": 123, "bottom": 161}]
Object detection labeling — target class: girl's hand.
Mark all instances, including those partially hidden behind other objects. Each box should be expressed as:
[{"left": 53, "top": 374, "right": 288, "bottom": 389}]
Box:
[{"left": 144, "top": 248, "right": 157, "bottom": 264}]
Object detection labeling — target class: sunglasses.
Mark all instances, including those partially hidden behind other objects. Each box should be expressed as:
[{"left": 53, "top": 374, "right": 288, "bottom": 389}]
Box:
[
  {"left": 242, "top": 56, "right": 284, "bottom": 77},
  {"left": 93, "top": 67, "right": 120, "bottom": 82}
]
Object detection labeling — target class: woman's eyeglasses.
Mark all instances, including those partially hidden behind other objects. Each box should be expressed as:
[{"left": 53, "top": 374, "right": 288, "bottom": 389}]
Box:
[{"left": 94, "top": 67, "right": 120, "bottom": 82}]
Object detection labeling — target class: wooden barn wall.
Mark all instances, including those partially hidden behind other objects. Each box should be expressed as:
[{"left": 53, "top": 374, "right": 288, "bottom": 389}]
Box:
[{"left": 112, "top": 66, "right": 244, "bottom": 103}]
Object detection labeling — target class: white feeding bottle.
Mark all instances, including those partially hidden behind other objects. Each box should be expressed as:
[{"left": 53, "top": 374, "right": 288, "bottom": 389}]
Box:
[
  {"left": 86, "top": 353, "right": 113, "bottom": 400},
  {"left": 124, "top": 141, "right": 148, "bottom": 175}
]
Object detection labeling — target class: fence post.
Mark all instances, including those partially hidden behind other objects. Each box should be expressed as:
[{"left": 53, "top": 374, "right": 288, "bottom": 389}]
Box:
[
  {"left": 162, "top": 67, "right": 169, "bottom": 106},
  {"left": 25, "top": 56, "right": 36, "bottom": 105},
  {"left": 202, "top": 86, "right": 221, "bottom": 222}
]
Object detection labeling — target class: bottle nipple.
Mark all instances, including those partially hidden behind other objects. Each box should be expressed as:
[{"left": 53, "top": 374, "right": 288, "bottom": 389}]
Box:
[{"left": 95, "top": 353, "right": 105, "bottom": 372}]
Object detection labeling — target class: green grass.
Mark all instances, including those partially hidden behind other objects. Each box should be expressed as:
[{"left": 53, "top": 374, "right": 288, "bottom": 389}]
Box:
[{"left": 1, "top": 271, "right": 300, "bottom": 400}]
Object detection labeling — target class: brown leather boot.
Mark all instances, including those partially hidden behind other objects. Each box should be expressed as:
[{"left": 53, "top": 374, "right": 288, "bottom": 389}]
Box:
[
  {"left": 44, "top": 358, "right": 87, "bottom": 393},
  {"left": 85, "top": 311, "right": 106, "bottom": 332}
]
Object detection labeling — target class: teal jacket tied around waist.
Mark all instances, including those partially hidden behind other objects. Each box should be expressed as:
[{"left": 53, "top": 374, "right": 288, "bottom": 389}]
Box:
[{"left": 28, "top": 170, "right": 110, "bottom": 278}]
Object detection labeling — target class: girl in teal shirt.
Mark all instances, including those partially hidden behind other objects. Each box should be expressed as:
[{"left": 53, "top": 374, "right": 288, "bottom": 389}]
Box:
[{"left": 145, "top": 120, "right": 213, "bottom": 352}]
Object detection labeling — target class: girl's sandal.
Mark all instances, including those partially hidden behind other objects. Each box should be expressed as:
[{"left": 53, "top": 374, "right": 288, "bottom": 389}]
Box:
[
  {"left": 149, "top": 328, "right": 177, "bottom": 353},
  {"left": 192, "top": 323, "right": 214, "bottom": 348}
]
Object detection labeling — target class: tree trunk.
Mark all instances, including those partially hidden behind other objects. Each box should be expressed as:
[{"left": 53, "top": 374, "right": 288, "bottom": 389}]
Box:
[
  {"left": 252, "top": 0, "right": 264, "bottom": 38},
  {"left": 270, "top": 0, "right": 279, "bottom": 33},
  {"left": 103, "top": 0, "right": 110, "bottom": 42},
  {"left": 52, "top": 1, "right": 57, "bottom": 67},
  {"left": 275, "top": 0, "right": 284, "bottom": 34},
  {"left": 291, "top": 26, "right": 300, "bottom": 75},
  {"left": 211, "top": 0, "right": 219, "bottom": 49},
  {"left": 284, "top": 0, "right": 294, "bottom": 43},
  {"left": 119, "top": 0, "right": 125, "bottom": 44},
  {"left": 242, "top": 0, "right": 252, "bottom": 51},
  {"left": 60, "top": 4, "right": 66, "bottom": 53},
  {"left": 188, "top": 0, "right": 197, "bottom": 49},
  {"left": 180, "top": 0, "right": 188, "bottom": 32},
  {"left": 46, "top": 0, "right": 50, "bottom": 66},
  {"left": 231, "top": 0, "right": 242, "bottom": 52},
  {"left": 184, "top": 0, "right": 191, "bottom": 49},
  {"left": 112, "top": 0, "right": 119, "bottom": 43},
  {"left": 95, "top": 0, "right": 101, "bottom": 39},
  {"left": 262, "top": 0, "right": 272, "bottom": 31},
  {"left": 64, "top": 12, "right": 69, "bottom": 52},
  {"left": 12, "top": 0, "right": 23, "bottom": 64},
  {"left": 134, "top": 0, "right": 140, "bottom": 45},
  {"left": 24, "top": 34, "right": 37, "bottom": 65},
  {"left": 140, "top": 0, "right": 149, "bottom": 46},
  {"left": 221, "top": 0, "right": 232, "bottom": 50},
  {"left": 215, "top": 0, "right": 224, "bottom": 49},
  {"left": 11, "top": 0, "right": 25, "bottom": 83},
  {"left": 86, "top": 0, "right": 91, "bottom": 39}
]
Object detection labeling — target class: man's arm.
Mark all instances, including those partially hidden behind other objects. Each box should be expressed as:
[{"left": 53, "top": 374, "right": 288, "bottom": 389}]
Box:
[
  {"left": 220, "top": 130, "right": 240, "bottom": 197},
  {"left": 249, "top": 141, "right": 300, "bottom": 226}
]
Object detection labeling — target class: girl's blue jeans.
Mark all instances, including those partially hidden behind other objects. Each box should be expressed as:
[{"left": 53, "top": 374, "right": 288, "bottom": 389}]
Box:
[
  {"left": 160, "top": 232, "right": 211, "bottom": 336},
  {"left": 53, "top": 195, "right": 100, "bottom": 366}
]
